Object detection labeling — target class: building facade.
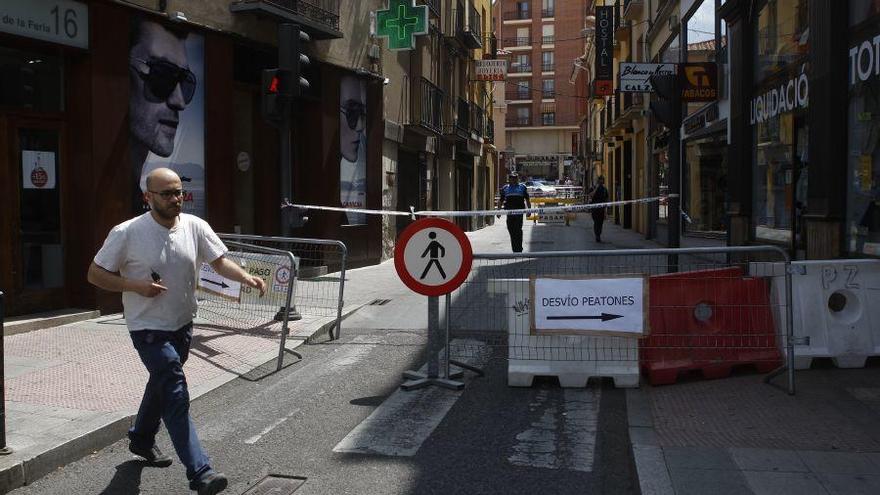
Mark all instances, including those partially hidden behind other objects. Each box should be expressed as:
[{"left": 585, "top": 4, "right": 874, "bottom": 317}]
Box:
[
  {"left": 0, "top": 0, "right": 493, "bottom": 317},
  {"left": 494, "top": 0, "right": 588, "bottom": 182}
]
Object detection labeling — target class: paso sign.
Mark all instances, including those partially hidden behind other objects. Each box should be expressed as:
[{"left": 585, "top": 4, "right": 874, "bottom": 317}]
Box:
[
  {"left": 531, "top": 276, "right": 648, "bottom": 337},
  {"left": 619, "top": 63, "right": 676, "bottom": 92}
]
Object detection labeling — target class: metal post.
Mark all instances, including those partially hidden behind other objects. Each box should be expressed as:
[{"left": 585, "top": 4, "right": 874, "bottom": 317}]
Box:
[
  {"left": 401, "top": 295, "right": 464, "bottom": 391},
  {"left": 332, "top": 245, "right": 347, "bottom": 341},
  {"left": 784, "top": 261, "right": 796, "bottom": 395},
  {"left": 0, "top": 292, "right": 11, "bottom": 454},
  {"left": 277, "top": 23, "right": 302, "bottom": 322}
]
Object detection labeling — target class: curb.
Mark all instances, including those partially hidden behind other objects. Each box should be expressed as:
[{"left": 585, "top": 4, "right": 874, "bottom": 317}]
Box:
[
  {"left": 0, "top": 304, "right": 368, "bottom": 494},
  {"left": 626, "top": 388, "right": 675, "bottom": 495},
  {"left": 4, "top": 310, "right": 101, "bottom": 336}
]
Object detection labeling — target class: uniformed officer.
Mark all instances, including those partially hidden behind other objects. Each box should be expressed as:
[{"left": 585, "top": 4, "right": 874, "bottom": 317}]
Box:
[{"left": 498, "top": 173, "right": 531, "bottom": 253}]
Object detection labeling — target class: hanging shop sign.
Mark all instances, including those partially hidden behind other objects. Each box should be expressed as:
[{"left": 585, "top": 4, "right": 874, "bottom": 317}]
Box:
[
  {"left": 679, "top": 62, "right": 718, "bottom": 102},
  {"left": 594, "top": 5, "right": 614, "bottom": 96},
  {"left": 749, "top": 66, "right": 809, "bottom": 125},
  {"left": 618, "top": 63, "right": 677, "bottom": 92},
  {"left": 682, "top": 102, "right": 720, "bottom": 137},
  {"left": 476, "top": 59, "right": 508, "bottom": 81},
  {"left": 0, "top": 0, "right": 88, "bottom": 49},
  {"left": 375, "top": 0, "right": 429, "bottom": 51}
]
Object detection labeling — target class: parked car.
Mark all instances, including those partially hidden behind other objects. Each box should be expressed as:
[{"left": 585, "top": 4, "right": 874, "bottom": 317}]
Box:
[{"left": 524, "top": 180, "right": 557, "bottom": 197}]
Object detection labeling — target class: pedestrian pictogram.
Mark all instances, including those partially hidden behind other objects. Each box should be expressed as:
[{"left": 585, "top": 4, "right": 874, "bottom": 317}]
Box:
[
  {"left": 420, "top": 232, "right": 447, "bottom": 280},
  {"left": 395, "top": 218, "right": 473, "bottom": 296}
]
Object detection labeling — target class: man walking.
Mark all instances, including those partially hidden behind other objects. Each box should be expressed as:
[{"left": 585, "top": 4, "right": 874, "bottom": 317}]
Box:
[
  {"left": 499, "top": 173, "right": 531, "bottom": 253},
  {"left": 88, "top": 168, "right": 266, "bottom": 495},
  {"left": 588, "top": 176, "right": 609, "bottom": 243}
]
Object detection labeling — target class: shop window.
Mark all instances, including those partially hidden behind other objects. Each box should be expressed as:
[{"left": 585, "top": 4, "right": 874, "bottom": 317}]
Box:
[
  {"left": 0, "top": 47, "right": 63, "bottom": 112},
  {"left": 684, "top": 138, "right": 728, "bottom": 234},
  {"left": 847, "top": 2, "right": 880, "bottom": 256},
  {"left": 753, "top": 0, "right": 809, "bottom": 84}
]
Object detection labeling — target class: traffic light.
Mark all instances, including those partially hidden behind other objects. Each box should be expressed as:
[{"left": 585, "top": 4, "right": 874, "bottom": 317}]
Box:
[
  {"left": 281, "top": 24, "right": 311, "bottom": 98},
  {"left": 261, "top": 68, "right": 289, "bottom": 126},
  {"left": 649, "top": 74, "right": 681, "bottom": 128}
]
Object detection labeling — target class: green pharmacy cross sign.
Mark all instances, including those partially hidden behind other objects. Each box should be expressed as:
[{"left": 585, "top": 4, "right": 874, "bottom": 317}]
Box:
[{"left": 376, "top": 0, "right": 429, "bottom": 51}]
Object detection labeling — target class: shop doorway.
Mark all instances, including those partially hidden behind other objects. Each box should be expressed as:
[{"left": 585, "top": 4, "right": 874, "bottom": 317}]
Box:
[{"left": 1, "top": 117, "right": 67, "bottom": 315}]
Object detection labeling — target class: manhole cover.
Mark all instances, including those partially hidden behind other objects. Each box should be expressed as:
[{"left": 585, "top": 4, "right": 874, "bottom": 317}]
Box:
[{"left": 243, "top": 475, "right": 306, "bottom": 495}]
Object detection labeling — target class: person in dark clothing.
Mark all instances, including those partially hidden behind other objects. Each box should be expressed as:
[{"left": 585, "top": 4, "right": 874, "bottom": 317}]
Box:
[
  {"left": 588, "top": 176, "right": 609, "bottom": 243},
  {"left": 498, "top": 173, "right": 531, "bottom": 252}
]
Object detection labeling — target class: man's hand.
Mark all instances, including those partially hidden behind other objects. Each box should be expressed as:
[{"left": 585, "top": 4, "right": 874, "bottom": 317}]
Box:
[
  {"left": 247, "top": 275, "right": 267, "bottom": 297},
  {"left": 128, "top": 278, "right": 167, "bottom": 297}
]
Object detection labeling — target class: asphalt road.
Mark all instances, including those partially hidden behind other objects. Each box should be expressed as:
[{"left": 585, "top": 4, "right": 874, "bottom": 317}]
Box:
[{"left": 10, "top": 325, "right": 639, "bottom": 495}]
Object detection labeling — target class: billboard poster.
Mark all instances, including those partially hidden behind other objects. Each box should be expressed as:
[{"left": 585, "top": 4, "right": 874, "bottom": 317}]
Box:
[
  {"left": 340, "top": 74, "right": 367, "bottom": 225},
  {"left": 129, "top": 16, "right": 205, "bottom": 218},
  {"left": 595, "top": 6, "right": 614, "bottom": 94}
]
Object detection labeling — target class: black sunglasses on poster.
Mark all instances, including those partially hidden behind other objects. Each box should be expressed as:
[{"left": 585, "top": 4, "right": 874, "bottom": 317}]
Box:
[{"left": 131, "top": 57, "right": 197, "bottom": 104}]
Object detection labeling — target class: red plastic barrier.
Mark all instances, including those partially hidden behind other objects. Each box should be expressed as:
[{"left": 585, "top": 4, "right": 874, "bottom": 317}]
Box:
[{"left": 641, "top": 267, "right": 782, "bottom": 385}]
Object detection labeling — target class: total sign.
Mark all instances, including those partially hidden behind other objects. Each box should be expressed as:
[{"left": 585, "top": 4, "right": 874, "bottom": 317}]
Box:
[{"left": 531, "top": 276, "right": 649, "bottom": 337}]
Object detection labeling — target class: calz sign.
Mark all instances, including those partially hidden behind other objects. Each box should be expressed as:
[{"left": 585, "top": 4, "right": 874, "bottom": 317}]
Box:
[
  {"left": 619, "top": 63, "right": 676, "bottom": 92},
  {"left": 680, "top": 62, "right": 718, "bottom": 102}
]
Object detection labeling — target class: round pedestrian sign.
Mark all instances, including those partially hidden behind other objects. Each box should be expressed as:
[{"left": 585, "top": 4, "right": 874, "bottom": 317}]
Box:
[{"left": 394, "top": 218, "right": 473, "bottom": 296}]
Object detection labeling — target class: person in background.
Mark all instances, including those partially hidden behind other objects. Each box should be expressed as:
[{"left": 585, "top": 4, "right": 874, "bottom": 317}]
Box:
[
  {"left": 498, "top": 173, "right": 531, "bottom": 253},
  {"left": 587, "top": 176, "right": 609, "bottom": 243},
  {"left": 87, "top": 168, "right": 266, "bottom": 495}
]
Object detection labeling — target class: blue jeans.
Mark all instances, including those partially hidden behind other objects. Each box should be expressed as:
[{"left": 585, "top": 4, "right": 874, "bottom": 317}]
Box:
[{"left": 128, "top": 323, "right": 212, "bottom": 483}]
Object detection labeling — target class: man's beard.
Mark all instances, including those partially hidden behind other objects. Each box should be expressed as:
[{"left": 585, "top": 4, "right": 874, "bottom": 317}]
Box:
[{"left": 153, "top": 202, "right": 181, "bottom": 220}]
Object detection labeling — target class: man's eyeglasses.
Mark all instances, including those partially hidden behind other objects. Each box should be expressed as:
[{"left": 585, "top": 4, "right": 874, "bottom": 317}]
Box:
[
  {"left": 340, "top": 102, "right": 366, "bottom": 129},
  {"left": 148, "top": 189, "right": 186, "bottom": 200},
  {"left": 130, "top": 57, "right": 197, "bottom": 104}
]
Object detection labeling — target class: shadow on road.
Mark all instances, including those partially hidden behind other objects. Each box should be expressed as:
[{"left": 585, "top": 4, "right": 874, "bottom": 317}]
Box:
[{"left": 99, "top": 460, "right": 145, "bottom": 495}]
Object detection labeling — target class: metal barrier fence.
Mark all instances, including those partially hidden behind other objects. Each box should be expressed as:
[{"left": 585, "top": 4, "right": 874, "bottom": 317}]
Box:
[
  {"left": 443, "top": 246, "right": 795, "bottom": 393},
  {"left": 197, "top": 241, "right": 298, "bottom": 370},
  {"left": 217, "top": 234, "right": 347, "bottom": 339}
]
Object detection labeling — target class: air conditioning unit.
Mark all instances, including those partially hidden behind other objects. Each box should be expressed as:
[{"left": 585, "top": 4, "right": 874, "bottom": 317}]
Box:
[{"left": 668, "top": 14, "right": 680, "bottom": 32}]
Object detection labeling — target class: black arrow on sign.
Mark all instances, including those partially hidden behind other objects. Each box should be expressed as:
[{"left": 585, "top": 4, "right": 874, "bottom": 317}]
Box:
[
  {"left": 547, "top": 313, "right": 623, "bottom": 322},
  {"left": 200, "top": 278, "right": 229, "bottom": 289}
]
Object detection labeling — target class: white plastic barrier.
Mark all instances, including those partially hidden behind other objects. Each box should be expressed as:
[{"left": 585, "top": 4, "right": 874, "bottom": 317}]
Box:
[
  {"left": 754, "top": 259, "right": 880, "bottom": 369},
  {"left": 488, "top": 278, "right": 639, "bottom": 388}
]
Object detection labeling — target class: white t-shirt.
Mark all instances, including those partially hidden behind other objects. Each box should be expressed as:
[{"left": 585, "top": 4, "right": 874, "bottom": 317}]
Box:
[{"left": 94, "top": 213, "right": 227, "bottom": 332}]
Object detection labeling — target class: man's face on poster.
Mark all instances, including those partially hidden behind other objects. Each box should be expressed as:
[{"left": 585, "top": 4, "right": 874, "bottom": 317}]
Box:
[
  {"left": 340, "top": 76, "right": 366, "bottom": 162},
  {"left": 129, "top": 21, "right": 194, "bottom": 158}
]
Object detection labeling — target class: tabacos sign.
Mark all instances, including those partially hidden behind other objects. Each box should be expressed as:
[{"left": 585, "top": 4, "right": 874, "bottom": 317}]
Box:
[{"left": 750, "top": 65, "right": 809, "bottom": 125}]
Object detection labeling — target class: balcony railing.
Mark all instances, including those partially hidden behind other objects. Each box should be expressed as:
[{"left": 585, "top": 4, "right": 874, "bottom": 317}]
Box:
[
  {"left": 509, "top": 64, "right": 533, "bottom": 73},
  {"left": 418, "top": 0, "right": 440, "bottom": 17},
  {"left": 503, "top": 10, "right": 531, "bottom": 21},
  {"left": 507, "top": 115, "right": 533, "bottom": 127},
  {"left": 541, "top": 8, "right": 555, "bottom": 17},
  {"left": 230, "top": 0, "right": 341, "bottom": 38},
  {"left": 456, "top": 97, "right": 470, "bottom": 133},
  {"left": 461, "top": 6, "right": 482, "bottom": 49},
  {"left": 504, "top": 37, "right": 532, "bottom": 47},
  {"left": 471, "top": 102, "right": 485, "bottom": 136},
  {"left": 541, "top": 35, "right": 555, "bottom": 44},
  {"left": 541, "top": 63, "right": 554, "bottom": 72},
  {"left": 410, "top": 77, "right": 444, "bottom": 134},
  {"left": 507, "top": 91, "right": 532, "bottom": 100}
]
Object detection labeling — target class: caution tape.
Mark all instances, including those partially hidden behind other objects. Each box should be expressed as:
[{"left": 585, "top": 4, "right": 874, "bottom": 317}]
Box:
[{"left": 281, "top": 195, "right": 679, "bottom": 219}]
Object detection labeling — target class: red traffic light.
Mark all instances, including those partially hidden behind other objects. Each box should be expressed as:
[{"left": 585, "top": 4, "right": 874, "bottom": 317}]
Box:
[{"left": 268, "top": 76, "right": 280, "bottom": 94}]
